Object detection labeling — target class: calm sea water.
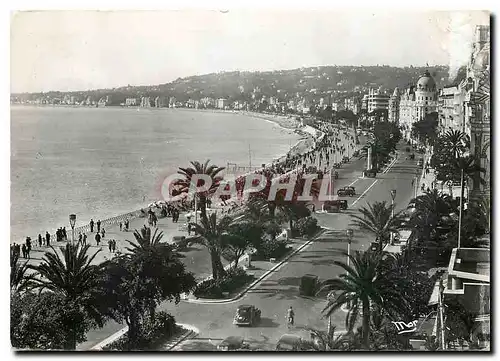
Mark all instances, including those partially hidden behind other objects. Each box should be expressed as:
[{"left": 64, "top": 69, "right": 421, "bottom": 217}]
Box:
[{"left": 11, "top": 106, "right": 300, "bottom": 242}]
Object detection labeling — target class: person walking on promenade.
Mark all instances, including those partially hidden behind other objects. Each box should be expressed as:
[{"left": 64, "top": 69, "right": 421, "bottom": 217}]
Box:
[
  {"left": 97, "top": 220, "right": 101, "bottom": 233},
  {"left": 83, "top": 234, "right": 87, "bottom": 246},
  {"left": 26, "top": 237, "right": 32, "bottom": 255},
  {"left": 90, "top": 219, "right": 94, "bottom": 233},
  {"left": 78, "top": 233, "right": 83, "bottom": 245},
  {"left": 108, "top": 239, "right": 113, "bottom": 253},
  {"left": 421, "top": 183, "right": 425, "bottom": 192},
  {"left": 111, "top": 239, "right": 116, "bottom": 253},
  {"left": 101, "top": 227, "right": 105, "bottom": 239},
  {"left": 38, "top": 233, "right": 43, "bottom": 247},
  {"left": 45, "top": 231, "right": 51, "bottom": 246},
  {"left": 63, "top": 227, "right": 67, "bottom": 241},
  {"left": 125, "top": 219, "right": 129, "bottom": 232},
  {"left": 286, "top": 306, "right": 295, "bottom": 328},
  {"left": 95, "top": 233, "right": 101, "bottom": 247},
  {"left": 21, "top": 244, "right": 27, "bottom": 258},
  {"left": 119, "top": 222, "right": 122, "bottom": 232}
]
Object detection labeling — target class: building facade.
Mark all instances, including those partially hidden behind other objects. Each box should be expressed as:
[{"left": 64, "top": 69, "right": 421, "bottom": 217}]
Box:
[
  {"left": 399, "top": 70, "right": 439, "bottom": 141},
  {"left": 367, "top": 87, "right": 390, "bottom": 113},
  {"left": 388, "top": 87, "right": 400, "bottom": 123}
]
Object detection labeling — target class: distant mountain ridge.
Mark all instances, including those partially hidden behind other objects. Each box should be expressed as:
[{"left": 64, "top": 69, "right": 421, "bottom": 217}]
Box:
[{"left": 12, "top": 65, "right": 451, "bottom": 105}]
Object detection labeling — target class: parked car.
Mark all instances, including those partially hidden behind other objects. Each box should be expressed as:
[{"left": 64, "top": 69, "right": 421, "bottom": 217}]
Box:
[
  {"left": 276, "top": 334, "right": 314, "bottom": 351},
  {"left": 323, "top": 202, "right": 341, "bottom": 213},
  {"left": 332, "top": 163, "right": 342, "bottom": 169},
  {"left": 171, "top": 236, "right": 189, "bottom": 251},
  {"left": 337, "top": 186, "right": 356, "bottom": 197},
  {"left": 233, "top": 304, "right": 261, "bottom": 326},
  {"left": 324, "top": 199, "right": 348, "bottom": 210},
  {"left": 363, "top": 169, "right": 377, "bottom": 178},
  {"left": 300, "top": 274, "right": 319, "bottom": 297},
  {"left": 353, "top": 150, "right": 360, "bottom": 157},
  {"left": 342, "top": 156, "right": 349, "bottom": 163},
  {"left": 217, "top": 336, "right": 249, "bottom": 351}
]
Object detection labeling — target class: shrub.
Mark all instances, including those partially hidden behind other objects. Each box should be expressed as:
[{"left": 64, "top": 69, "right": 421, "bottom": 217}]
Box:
[
  {"left": 193, "top": 267, "right": 254, "bottom": 299},
  {"left": 255, "top": 237, "right": 289, "bottom": 260},
  {"left": 295, "top": 216, "right": 319, "bottom": 237},
  {"left": 104, "top": 311, "right": 178, "bottom": 350}
]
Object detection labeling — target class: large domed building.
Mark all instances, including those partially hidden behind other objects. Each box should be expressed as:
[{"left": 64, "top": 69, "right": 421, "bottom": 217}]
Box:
[{"left": 398, "top": 70, "right": 439, "bottom": 141}]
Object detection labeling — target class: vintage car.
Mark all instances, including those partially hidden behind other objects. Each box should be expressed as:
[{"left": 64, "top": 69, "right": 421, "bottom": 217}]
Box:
[
  {"left": 337, "top": 186, "right": 356, "bottom": 197},
  {"left": 342, "top": 156, "right": 349, "bottom": 163},
  {"left": 332, "top": 162, "right": 342, "bottom": 169},
  {"left": 217, "top": 336, "right": 250, "bottom": 351},
  {"left": 171, "top": 236, "right": 189, "bottom": 251},
  {"left": 324, "top": 199, "right": 348, "bottom": 211},
  {"left": 233, "top": 304, "right": 261, "bottom": 326},
  {"left": 363, "top": 169, "right": 377, "bottom": 178},
  {"left": 276, "top": 334, "right": 314, "bottom": 351}
]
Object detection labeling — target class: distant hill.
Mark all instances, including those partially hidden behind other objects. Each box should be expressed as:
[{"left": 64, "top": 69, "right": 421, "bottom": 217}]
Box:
[{"left": 12, "top": 65, "right": 451, "bottom": 105}]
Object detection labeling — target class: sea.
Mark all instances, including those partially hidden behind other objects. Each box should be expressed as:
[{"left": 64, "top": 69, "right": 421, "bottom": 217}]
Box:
[{"left": 10, "top": 106, "right": 301, "bottom": 242}]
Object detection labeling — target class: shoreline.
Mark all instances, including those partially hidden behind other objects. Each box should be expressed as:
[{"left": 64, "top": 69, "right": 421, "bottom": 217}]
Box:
[{"left": 11, "top": 107, "right": 316, "bottom": 245}]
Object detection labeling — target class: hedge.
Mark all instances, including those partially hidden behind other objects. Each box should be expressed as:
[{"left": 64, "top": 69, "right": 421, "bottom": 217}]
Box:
[{"left": 193, "top": 267, "right": 255, "bottom": 299}]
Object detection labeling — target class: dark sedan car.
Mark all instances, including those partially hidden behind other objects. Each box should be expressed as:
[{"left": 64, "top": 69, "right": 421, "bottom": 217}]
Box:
[
  {"left": 337, "top": 186, "right": 356, "bottom": 197},
  {"left": 233, "top": 305, "right": 261, "bottom": 326}
]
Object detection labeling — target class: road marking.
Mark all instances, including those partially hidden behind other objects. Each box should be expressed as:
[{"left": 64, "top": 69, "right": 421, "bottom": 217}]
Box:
[{"left": 350, "top": 180, "right": 378, "bottom": 207}]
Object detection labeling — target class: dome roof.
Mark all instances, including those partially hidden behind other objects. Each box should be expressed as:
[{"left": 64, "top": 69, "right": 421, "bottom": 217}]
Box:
[{"left": 416, "top": 70, "right": 436, "bottom": 91}]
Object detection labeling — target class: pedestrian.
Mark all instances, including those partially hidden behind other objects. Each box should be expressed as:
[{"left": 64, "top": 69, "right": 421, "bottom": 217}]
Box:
[
  {"left": 26, "top": 236, "right": 31, "bottom": 252},
  {"left": 287, "top": 306, "right": 295, "bottom": 327},
  {"left": 78, "top": 233, "right": 83, "bottom": 244},
  {"left": 83, "top": 234, "right": 87, "bottom": 245},
  {"left": 108, "top": 239, "right": 113, "bottom": 252},
  {"left": 38, "top": 233, "right": 43, "bottom": 247},
  {"left": 101, "top": 227, "right": 105, "bottom": 239},
  {"left": 46, "top": 231, "right": 51, "bottom": 246},
  {"left": 97, "top": 220, "right": 101, "bottom": 233},
  {"left": 421, "top": 183, "right": 425, "bottom": 192},
  {"left": 119, "top": 222, "right": 122, "bottom": 232},
  {"left": 95, "top": 233, "right": 101, "bottom": 246},
  {"left": 63, "top": 227, "right": 67, "bottom": 241},
  {"left": 21, "top": 244, "right": 27, "bottom": 258},
  {"left": 90, "top": 219, "right": 94, "bottom": 233},
  {"left": 111, "top": 239, "right": 116, "bottom": 253}
]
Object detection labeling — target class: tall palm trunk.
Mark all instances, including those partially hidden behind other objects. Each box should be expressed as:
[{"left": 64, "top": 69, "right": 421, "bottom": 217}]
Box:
[
  {"left": 210, "top": 248, "right": 226, "bottom": 280},
  {"left": 268, "top": 203, "right": 276, "bottom": 218},
  {"left": 362, "top": 299, "right": 371, "bottom": 350},
  {"left": 199, "top": 195, "right": 208, "bottom": 223},
  {"left": 127, "top": 311, "right": 141, "bottom": 350}
]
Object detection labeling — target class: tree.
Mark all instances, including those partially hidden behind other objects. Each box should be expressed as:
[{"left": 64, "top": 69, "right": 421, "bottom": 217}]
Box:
[
  {"left": 411, "top": 112, "right": 438, "bottom": 146},
  {"left": 28, "top": 244, "right": 107, "bottom": 349},
  {"left": 441, "top": 130, "right": 469, "bottom": 159},
  {"left": 222, "top": 221, "right": 262, "bottom": 269},
  {"left": 189, "top": 213, "right": 233, "bottom": 280},
  {"left": 176, "top": 160, "right": 225, "bottom": 223},
  {"left": 11, "top": 291, "right": 90, "bottom": 350},
  {"left": 99, "top": 230, "right": 196, "bottom": 349},
  {"left": 350, "top": 201, "right": 403, "bottom": 249},
  {"left": 318, "top": 251, "right": 408, "bottom": 349}
]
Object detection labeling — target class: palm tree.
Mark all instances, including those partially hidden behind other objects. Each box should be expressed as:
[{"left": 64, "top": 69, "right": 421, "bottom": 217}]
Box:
[
  {"left": 350, "top": 201, "right": 402, "bottom": 249},
  {"left": 177, "top": 160, "right": 225, "bottom": 223},
  {"left": 29, "top": 244, "right": 106, "bottom": 349},
  {"left": 317, "top": 251, "right": 408, "bottom": 350},
  {"left": 189, "top": 213, "right": 233, "bottom": 280},
  {"left": 441, "top": 129, "right": 468, "bottom": 159},
  {"left": 303, "top": 326, "right": 351, "bottom": 351},
  {"left": 10, "top": 251, "right": 33, "bottom": 293}
]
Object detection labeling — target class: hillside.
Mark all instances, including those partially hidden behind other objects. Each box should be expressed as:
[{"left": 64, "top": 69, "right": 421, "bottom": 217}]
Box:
[{"left": 12, "top": 65, "right": 451, "bottom": 105}]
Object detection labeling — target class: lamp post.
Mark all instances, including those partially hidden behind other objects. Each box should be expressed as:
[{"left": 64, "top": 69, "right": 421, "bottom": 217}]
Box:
[
  {"left": 69, "top": 214, "right": 76, "bottom": 244},
  {"left": 390, "top": 190, "right": 396, "bottom": 244},
  {"left": 346, "top": 229, "right": 354, "bottom": 267}
]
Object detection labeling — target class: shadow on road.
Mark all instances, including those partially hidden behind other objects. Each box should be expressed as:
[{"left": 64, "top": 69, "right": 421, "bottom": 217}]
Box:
[
  {"left": 257, "top": 317, "right": 281, "bottom": 328},
  {"left": 176, "top": 339, "right": 218, "bottom": 351}
]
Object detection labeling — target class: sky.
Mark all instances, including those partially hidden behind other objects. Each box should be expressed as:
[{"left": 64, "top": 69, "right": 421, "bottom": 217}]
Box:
[{"left": 10, "top": 9, "right": 490, "bottom": 93}]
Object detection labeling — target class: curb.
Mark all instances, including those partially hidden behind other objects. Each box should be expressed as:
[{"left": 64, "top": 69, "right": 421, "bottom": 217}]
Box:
[
  {"left": 164, "top": 324, "right": 199, "bottom": 351},
  {"left": 184, "top": 228, "right": 327, "bottom": 305}
]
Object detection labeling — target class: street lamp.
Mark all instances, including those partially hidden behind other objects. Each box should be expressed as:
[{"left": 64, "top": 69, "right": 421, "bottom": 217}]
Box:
[
  {"left": 69, "top": 214, "right": 77, "bottom": 244},
  {"left": 346, "top": 229, "right": 354, "bottom": 267}
]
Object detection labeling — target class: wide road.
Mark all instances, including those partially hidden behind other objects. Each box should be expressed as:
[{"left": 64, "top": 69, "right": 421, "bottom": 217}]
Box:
[
  {"left": 165, "top": 143, "right": 421, "bottom": 351},
  {"left": 79, "top": 138, "right": 422, "bottom": 351}
]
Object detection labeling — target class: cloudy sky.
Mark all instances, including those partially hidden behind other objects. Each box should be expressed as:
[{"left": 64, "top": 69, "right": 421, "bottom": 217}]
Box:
[{"left": 10, "top": 10, "right": 489, "bottom": 93}]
